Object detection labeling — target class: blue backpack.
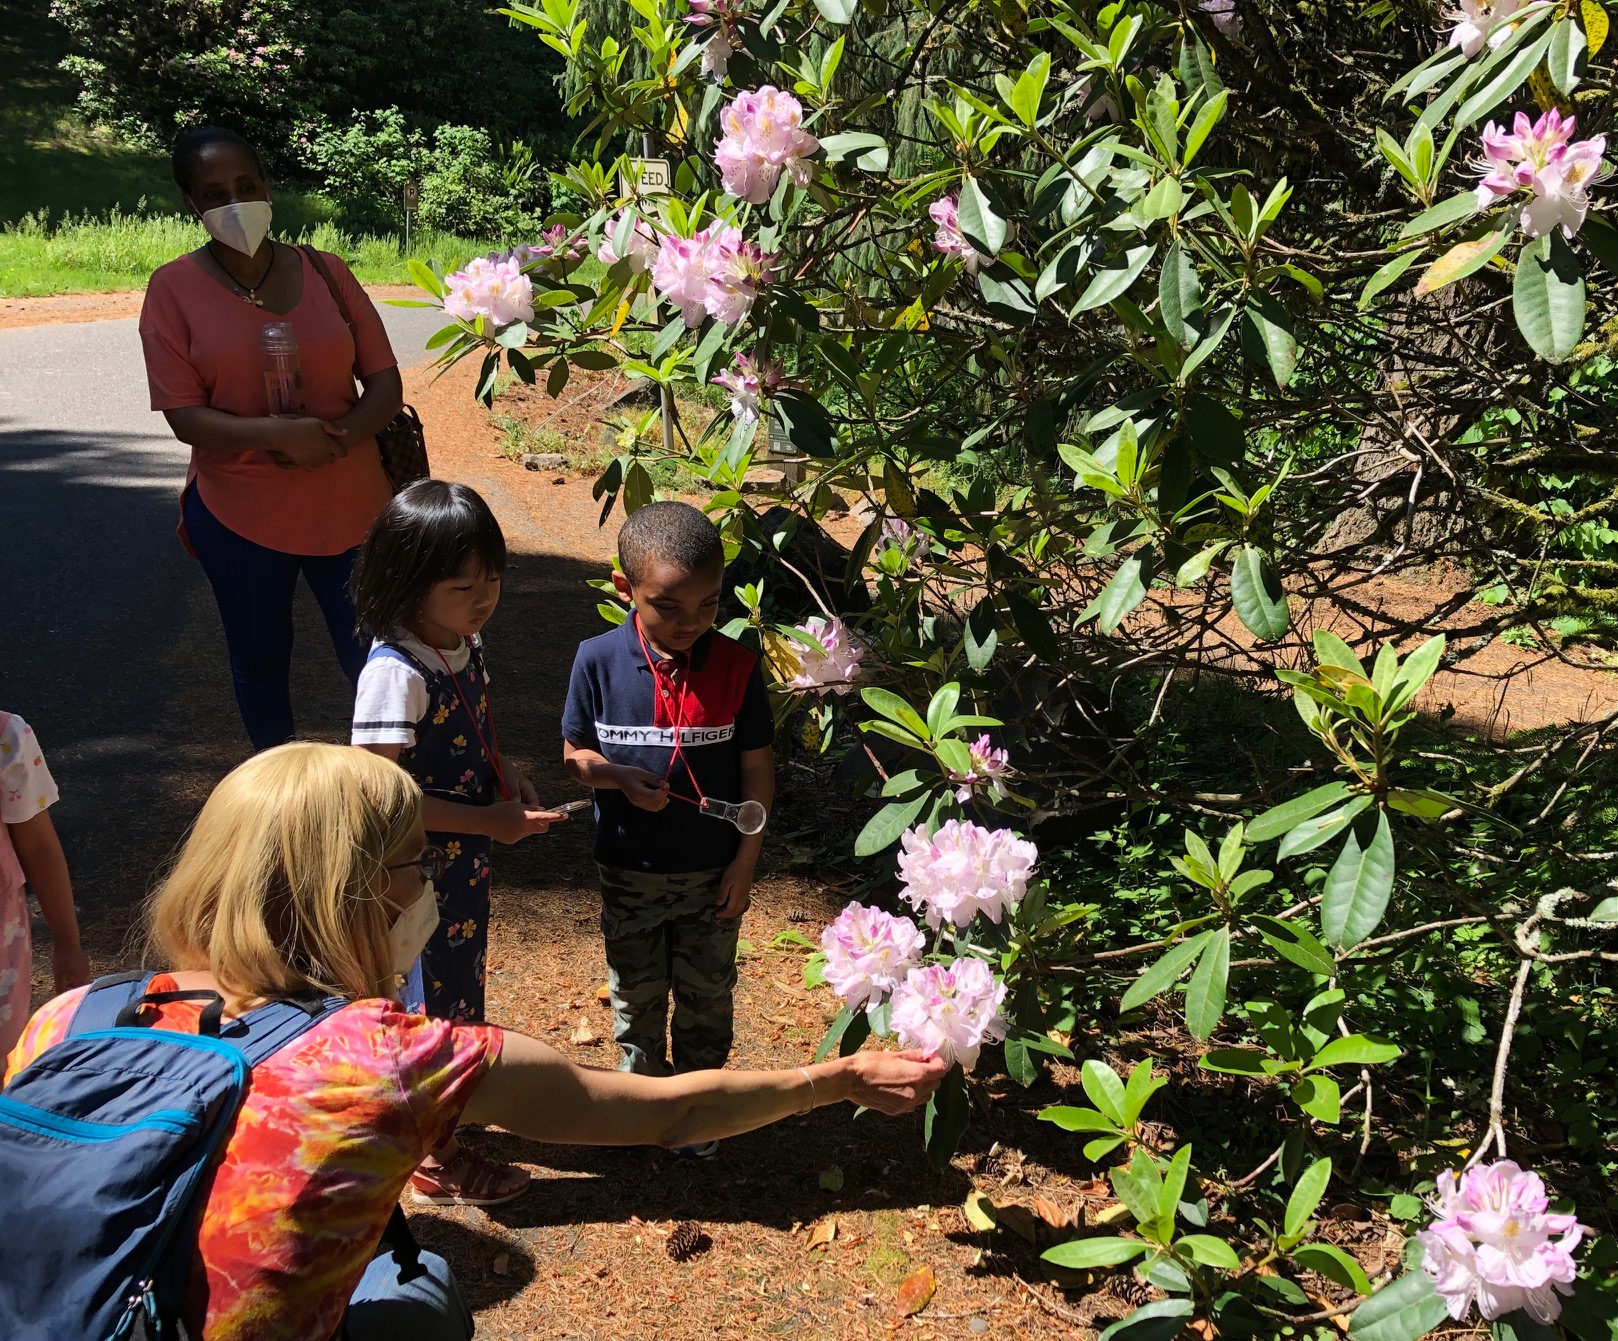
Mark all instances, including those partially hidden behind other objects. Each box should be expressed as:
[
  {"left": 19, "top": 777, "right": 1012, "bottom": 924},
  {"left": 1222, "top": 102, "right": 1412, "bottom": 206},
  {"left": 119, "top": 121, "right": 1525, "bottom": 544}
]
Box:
[{"left": 0, "top": 971, "right": 347, "bottom": 1341}]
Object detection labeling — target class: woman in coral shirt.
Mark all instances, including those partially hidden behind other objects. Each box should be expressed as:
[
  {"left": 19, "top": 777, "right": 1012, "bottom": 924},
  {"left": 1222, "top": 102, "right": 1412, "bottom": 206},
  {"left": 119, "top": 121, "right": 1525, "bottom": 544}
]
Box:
[
  {"left": 4, "top": 745, "right": 944, "bottom": 1341},
  {"left": 140, "top": 127, "right": 404, "bottom": 750}
]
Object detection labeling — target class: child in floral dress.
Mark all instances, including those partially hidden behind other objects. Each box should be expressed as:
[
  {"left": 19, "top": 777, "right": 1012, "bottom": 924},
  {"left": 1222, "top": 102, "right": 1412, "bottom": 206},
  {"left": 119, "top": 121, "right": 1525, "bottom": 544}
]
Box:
[
  {"left": 351, "top": 480, "right": 564, "bottom": 1205},
  {"left": 1, "top": 711, "right": 90, "bottom": 1056}
]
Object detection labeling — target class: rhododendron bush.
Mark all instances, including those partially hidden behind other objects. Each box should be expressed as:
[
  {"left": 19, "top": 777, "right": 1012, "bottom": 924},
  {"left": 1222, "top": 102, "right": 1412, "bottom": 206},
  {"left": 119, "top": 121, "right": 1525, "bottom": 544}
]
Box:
[{"left": 409, "top": 0, "right": 1618, "bottom": 1334}]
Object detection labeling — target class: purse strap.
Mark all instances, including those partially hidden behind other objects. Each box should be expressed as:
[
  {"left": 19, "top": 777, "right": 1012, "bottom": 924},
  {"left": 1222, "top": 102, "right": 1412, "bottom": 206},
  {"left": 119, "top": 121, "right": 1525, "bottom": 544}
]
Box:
[{"left": 301, "top": 244, "right": 361, "bottom": 378}]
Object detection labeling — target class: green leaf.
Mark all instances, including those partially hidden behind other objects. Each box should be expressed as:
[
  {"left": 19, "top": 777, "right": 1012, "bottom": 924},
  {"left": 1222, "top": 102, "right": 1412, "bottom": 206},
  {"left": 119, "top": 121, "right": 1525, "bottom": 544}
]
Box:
[
  {"left": 1293, "top": 1243, "right": 1373, "bottom": 1295},
  {"left": 1094, "top": 555, "right": 1151, "bottom": 633},
  {"left": 853, "top": 790, "right": 930, "bottom": 856},
  {"left": 1160, "top": 1144, "right": 1193, "bottom": 1223},
  {"left": 1241, "top": 295, "right": 1298, "bottom": 387},
  {"left": 1248, "top": 782, "right": 1352, "bottom": 843},
  {"left": 923, "top": 1062, "right": 971, "bottom": 1166},
  {"left": 1074, "top": 244, "right": 1155, "bottom": 313},
  {"left": 1514, "top": 230, "right": 1587, "bottom": 363},
  {"left": 1082, "top": 1059, "right": 1129, "bottom": 1125},
  {"left": 958, "top": 177, "right": 1007, "bottom": 257},
  {"left": 1120, "top": 931, "right": 1215, "bottom": 1012},
  {"left": 1310, "top": 1034, "right": 1402, "bottom": 1069},
  {"left": 1177, "top": 1234, "right": 1242, "bottom": 1270},
  {"left": 1398, "top": 192, "right": 1482, "bottom": 241},
  {"left": 1112, "top": 1148, "right": 1166, "bottom": 1225},
  {"left": 1285, "top": 1157, "right": 1333, "bottom": 1239},
  {"left": 1348, "top": 1271, "right": 1452, "bottom": 1341},
  {"left": 1549, "top": 16, "right": 1588, "bottom": 93},
  {"left": 1278, "top": 796, "right": 1373, "bottom": 862},
  {"left": 1036, "top": 240, "right": 1087, "bottom": 302},
  {"left": 1160, "top": 239, "right": 1203, "bottom": 348},
  {"left": 1180, "top": 303, "right": 1237, "bottom": 382},
  {"left": 1097, "top": 1300, "right": 1195, "bottom": 1341},
  {"left": 1041, "top": 1237, "right": 1150, "bottom": 1269},
  {"left": 860, "top": 686, "right": 930, "bottom": 737},
  {"left": 813, "top": 1006, "right": 865, "bottom": 1062},
  {"left": 1389, "top": 632, "right": 1446, "bottom": 709},
  {"left": 1183, "top": 89, "right": 1228, "bottom": 167},
  {"left": 1495, "top": 1311, "right": 1565, "bottom": 1341},
  {"left": 1321, "top": 813, "right": 1396, "bottom": 949},
  {"left": 1010, "top": 51, "right": 1052, "bottom": 126},
  {"left": 1039, "top": 1105, "right": 1118, "bottom": 1133},
  {"left": 1454, "top": 25, "right": 1558, "bottom": 128},
  {"left": 408, "top": 259, "right": 447, "bottom": 298},
  {"left": 1184, "top": 928, "right": 1229, "bottom": 1041},
  {"left": 1359, "top": 249, "right": 1423, "bottom": 309},
  {"left": 813, "top": 0, "right": 857, "bottom": 21},
  {"left": 1590, "top": 897, "right": 1618, "bottom": 923},
  {"left": 1580, "top": 216, "right": 1618, "bottom": 277},
  {"left": 1291, "top": 1073, "right": 1341, "bottom": 1123},
  {"left": 818, "top": 132, "right": 889, "bottom": 172},
  {"left": 1199, "top": 1048, "right": 1270, "bottom": 1075},
  {"left": 1230, "top": 546, "right": 1291, "bottom": 642},
  {"left": 1122, "top": 1059, "right": 1166, "bottom": 1124},
  {"left": 1248, "top": 914, "right": 1336, "bottom": 977}
]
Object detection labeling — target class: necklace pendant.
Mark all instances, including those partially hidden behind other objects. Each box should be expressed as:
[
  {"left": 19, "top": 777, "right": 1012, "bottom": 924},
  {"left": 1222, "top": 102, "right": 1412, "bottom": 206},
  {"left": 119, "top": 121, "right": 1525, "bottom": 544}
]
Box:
[{"left": 248, "top": 292, "right": 263, "bottom": 307}]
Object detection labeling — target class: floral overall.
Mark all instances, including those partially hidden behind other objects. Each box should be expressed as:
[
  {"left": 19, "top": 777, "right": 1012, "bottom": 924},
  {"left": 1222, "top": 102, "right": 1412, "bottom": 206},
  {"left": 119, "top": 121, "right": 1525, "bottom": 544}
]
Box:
[{"left": 382, "top": 640, "right": 500, "bottom": 1023}]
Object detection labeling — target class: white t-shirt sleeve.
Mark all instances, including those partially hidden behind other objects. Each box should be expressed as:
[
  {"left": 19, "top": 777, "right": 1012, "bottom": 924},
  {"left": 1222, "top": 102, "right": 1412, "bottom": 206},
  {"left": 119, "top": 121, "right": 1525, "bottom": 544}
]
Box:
[
  {"left": 351, "top": 657, "right": 429, "bottom": 747},
  {"left": 0, "top": 713, "right": 59, "bottom": 825}
]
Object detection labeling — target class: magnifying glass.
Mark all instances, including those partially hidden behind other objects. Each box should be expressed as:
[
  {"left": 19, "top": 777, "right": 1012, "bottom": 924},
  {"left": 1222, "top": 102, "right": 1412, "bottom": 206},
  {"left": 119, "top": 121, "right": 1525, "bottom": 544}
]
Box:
[{"left": 699, "top": 797, "right": 768, "bottom": 835}]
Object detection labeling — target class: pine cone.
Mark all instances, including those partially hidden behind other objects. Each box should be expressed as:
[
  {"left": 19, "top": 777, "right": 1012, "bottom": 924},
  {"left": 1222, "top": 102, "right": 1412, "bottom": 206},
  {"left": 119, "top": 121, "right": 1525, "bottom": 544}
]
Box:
[
  {"left": 1107, "top": 1274, "right": 1151, "bottom": 1307},
  {"left": 666, "top": 1220, "right": 706, "bottom": 1261}
]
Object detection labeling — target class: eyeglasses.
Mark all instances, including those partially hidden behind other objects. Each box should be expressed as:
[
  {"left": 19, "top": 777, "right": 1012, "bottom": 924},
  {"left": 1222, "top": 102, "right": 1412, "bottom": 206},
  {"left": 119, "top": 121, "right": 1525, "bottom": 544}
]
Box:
[{"left": 385, "top": 844, "right": 450, "bottom": 886}]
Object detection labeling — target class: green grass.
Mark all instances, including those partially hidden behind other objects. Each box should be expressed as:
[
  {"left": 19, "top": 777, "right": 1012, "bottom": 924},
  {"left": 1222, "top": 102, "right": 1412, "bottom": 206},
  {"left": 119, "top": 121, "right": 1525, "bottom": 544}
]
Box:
[{"left": 0, "top": 209, "right": 505, "bottom": 295}]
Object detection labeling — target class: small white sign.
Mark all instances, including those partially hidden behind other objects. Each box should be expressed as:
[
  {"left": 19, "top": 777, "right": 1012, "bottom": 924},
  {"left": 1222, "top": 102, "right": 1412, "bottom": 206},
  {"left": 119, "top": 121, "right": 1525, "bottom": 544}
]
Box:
[{"left": 618, "top": 157, "right": 673, "bottom": 197}]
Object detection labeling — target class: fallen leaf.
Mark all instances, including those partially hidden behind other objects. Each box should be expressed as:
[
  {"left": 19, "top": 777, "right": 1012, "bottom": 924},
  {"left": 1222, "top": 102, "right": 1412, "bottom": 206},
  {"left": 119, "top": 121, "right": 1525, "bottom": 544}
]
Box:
[
  {"left": 1040, "top": 1260, "right": 1094, "bottom": 1289},
  {"left": 570, "top": 1018, "right": 599, "bottom": 1045},
  {"left": 595, "top": 983, "right": 611, "bottom": 1003},
  {"left": 1032, "top": 1196, "right": 1069, "bottom": 1230},
  {"left": 807, "top": 1218, "right": 838, "bottom": 1252},
  {"left": 1092, "top": 1201, "right": 1135, "bottom": 1227},
  {"left": 1188, "top": 1320, "right": 1216, "bottom": 1341},
  {"left": 963, "top": 1191, "right": 998, "bottom": 1232},
  {"left": 997, "top": 1203, "right": 1040, "bottom": 1245},
  {"left": 492, "top": 1252, "right": 510, "bottom": 1276},
  {"left": 818, "top": 1165, "right": 845, "bottom": 1192},
  {"left": 896, "top": 1265, "right": 937, "bottom": 1316}
]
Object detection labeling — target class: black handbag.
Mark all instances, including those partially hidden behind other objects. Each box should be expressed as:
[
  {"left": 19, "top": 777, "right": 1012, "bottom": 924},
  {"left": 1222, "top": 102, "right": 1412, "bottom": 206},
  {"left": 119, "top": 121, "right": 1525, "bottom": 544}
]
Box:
[{"left": 302, "top": 245, "right": 430, "bottom": 493}]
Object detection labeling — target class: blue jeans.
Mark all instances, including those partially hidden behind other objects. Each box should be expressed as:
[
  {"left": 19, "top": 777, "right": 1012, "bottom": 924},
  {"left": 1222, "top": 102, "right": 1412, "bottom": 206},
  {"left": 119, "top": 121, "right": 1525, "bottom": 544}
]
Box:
[
  {"left": 184, "top": 485, "right": 367, "bottom": 750},
  {"left": 346, "top": 1247, "right": 474, "bottom": 1341}
]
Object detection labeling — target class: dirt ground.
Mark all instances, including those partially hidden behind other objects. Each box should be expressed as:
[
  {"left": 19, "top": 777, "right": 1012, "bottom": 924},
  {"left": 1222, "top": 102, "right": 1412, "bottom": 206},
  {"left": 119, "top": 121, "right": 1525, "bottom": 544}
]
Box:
[{"left": 18, "top": 293, "right": 1609, "bottom": 1338}]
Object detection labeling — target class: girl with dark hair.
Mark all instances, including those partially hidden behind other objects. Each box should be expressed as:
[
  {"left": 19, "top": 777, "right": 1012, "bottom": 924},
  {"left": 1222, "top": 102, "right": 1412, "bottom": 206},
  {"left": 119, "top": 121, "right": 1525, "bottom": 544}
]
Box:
[
  {"left": 139, "top": 126, "right": 405, "bottom": 750},
  {"left": 350, "top": 479, "right": 562, "bottom": 1205}
]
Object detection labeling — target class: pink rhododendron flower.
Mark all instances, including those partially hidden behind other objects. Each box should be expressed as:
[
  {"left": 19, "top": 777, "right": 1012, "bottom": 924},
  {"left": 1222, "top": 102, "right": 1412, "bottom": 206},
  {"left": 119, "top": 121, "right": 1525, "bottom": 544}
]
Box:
[
  {"left": 597, "top": 210, "right": 658, "bottom": 272},
  {"left": 1475, "top": 110, "right": 1609, "bottom": 238},
  {"left": 442, "top": 255, "right": 534, "bottom": 326},
  {"left": 685, "top": 0, "right": 746, "bottom": 79},
  {"left": 1417, "top": 1161, "right": 1583, "bottom": 1323},
  {"left": 928, "top": 194, "right": 984, "bottom": 273},
  {"left": 889, "top": 958, "right": 1007, "bottom": 1069},
  {"left": 708, "top": 230, "right": 780, "bottom": 325},
  {"left": 714, "top": 86, "right": 821, "bottom": 204},
  {"left": 951, "top": 735, "right": 1013, "bottom": 804},
  {"left": 1198, "top": 0, "right": 1242, "bottom": 39},
  {"left": 1447, "top": 0, "right": 1524, "bottom": 58},
  {"left": 897, "top": 820, "right": 1037, "bottom": 929},
  {"left": 820, "top": 903, "right": 926, "bottom": 1012},
  {"left": 651, "top": 223, "right": 778, "bottom": 327},
  {"left": 787, "top": 616, "right": 862, "bottom": 694},
  {"left": 532, "top": 223, "right": 588, "bottom": 262},
  {"left": 711, "top": 351, "right": 783, "bottom": 424}
]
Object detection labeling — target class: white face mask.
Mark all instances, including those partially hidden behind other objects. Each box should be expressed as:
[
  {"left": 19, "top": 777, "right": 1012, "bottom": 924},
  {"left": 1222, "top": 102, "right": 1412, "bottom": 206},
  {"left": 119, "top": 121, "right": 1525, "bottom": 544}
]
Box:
[
  {"left": 197, "top": 200, "right": 273, "bottom": 256},
  {"left": 388, "top": 881, "right": 439, "bottom": 976}
]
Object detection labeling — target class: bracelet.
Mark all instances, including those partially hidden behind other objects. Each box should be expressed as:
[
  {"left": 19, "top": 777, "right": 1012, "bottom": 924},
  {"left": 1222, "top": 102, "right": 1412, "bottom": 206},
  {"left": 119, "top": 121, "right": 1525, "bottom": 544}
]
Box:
[{"left": 797, "top": 1066, "right": 817, "bottom": 1114}]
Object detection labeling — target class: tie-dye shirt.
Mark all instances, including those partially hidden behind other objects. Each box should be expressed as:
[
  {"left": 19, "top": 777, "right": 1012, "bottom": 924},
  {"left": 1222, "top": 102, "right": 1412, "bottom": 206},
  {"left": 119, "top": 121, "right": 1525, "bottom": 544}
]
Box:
[{"left": 4, "top": 979, "right": 502, "bottom": 1340}]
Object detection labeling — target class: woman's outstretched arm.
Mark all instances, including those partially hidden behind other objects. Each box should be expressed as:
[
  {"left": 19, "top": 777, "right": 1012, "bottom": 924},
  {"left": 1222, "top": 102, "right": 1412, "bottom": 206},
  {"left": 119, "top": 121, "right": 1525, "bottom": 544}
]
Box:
[{"left": 461, "top": 1032, "right": 947, "bottom": 1148}]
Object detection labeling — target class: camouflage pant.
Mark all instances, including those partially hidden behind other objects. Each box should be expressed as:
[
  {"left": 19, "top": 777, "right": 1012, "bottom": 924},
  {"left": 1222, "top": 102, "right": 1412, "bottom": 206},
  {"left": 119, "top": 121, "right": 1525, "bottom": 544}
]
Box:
[{"left": 597, "top": 864, "right": 737, "bottom": 1076}]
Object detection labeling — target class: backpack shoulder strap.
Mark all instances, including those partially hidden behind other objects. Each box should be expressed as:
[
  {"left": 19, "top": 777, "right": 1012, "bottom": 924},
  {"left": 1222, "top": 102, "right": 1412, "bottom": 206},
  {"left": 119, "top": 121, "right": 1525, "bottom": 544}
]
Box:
[
  {"left": 228, "top": 995, "right": 350, "bottom": 1069},
  {"left": 301, "top": 245, "right": 361, "bottom": 376},
  {"left": 67, "top": 971, "right": 159, "bottom": 1037}
]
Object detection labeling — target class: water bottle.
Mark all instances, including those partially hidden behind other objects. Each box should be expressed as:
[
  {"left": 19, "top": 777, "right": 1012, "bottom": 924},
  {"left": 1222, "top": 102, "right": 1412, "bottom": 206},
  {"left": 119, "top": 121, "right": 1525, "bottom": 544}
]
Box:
[{"left": 261, "top": 322, "right": 304, "bottom": 416}]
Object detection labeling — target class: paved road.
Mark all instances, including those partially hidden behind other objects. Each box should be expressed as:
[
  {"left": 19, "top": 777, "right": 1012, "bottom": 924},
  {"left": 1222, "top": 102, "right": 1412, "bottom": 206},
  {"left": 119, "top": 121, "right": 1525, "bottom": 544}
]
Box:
[{"left": 0, "top": 301, "right": 446, "bottom": 960}]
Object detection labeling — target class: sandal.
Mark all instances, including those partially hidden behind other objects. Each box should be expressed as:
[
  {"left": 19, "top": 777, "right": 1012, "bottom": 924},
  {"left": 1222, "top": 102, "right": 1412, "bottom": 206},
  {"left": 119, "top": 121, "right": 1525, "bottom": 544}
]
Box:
[{"left": 409, "top": 1146, "right": 531, "bottom": 1207}]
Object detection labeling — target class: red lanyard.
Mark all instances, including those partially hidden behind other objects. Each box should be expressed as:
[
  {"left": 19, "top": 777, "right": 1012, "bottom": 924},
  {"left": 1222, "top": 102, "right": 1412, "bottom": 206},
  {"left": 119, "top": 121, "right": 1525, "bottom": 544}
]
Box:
[
  {"left": 432, "top": 645, "right": 512, "bottom": 803},
  {"left": 633, "top": 614, "right": 706, "bottom": 809}
]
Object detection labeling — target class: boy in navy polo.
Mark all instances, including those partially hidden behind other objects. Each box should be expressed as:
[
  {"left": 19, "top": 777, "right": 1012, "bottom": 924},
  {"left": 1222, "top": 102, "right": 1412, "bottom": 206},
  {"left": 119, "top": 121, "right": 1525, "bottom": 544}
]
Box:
[{"left": 562, "top": 502, "right": 776, "bottom": 1108}]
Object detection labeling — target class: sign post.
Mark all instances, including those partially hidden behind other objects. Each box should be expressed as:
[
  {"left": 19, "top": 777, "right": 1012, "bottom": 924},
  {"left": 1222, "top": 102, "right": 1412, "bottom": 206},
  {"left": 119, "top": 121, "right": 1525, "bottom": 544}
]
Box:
[
  {"left": 401, "top": 181, "right": 420, "bottom": 256},
  {"left": 630, "top": 143, "right": 676, "bottom": 460},
  {"left": 766, "top": 416, "right": 805, "bottom": 487}
]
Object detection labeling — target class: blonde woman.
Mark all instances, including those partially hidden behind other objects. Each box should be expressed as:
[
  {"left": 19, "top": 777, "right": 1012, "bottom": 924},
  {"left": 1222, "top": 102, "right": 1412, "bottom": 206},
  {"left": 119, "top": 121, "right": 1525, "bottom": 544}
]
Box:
[{"left": 2, "top": 744, "right": 943, "bottom": 1341}]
